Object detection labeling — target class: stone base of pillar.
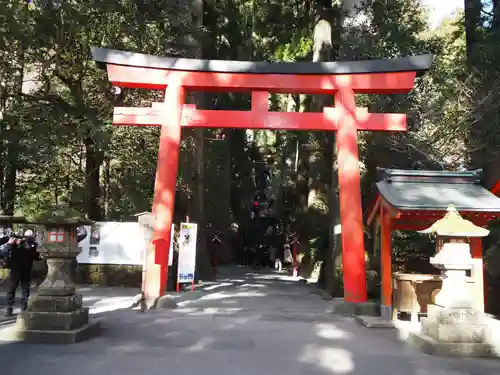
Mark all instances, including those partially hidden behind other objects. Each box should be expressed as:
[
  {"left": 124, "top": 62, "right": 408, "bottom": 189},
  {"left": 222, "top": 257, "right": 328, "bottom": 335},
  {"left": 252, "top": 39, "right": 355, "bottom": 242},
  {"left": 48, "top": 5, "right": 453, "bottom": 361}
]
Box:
[
  {"left": 380, "top": 304, "right": 392, "bottom": 321},
  {"left": 408, "top": 304, "right": 497, "bottom": 357},
  {"left": 333, "top": 300, "right": 379, "bottom": 317}
]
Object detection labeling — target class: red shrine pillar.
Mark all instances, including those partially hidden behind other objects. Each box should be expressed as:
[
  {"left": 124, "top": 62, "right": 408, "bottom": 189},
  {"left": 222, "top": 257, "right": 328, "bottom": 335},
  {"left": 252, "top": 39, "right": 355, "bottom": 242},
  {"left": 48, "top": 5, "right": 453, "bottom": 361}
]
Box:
[
  {"left": 144, "top": 84, "right": 184, "bottom": 301},
  {"left": 470, "top": 237, "right": 486, "bottom": 312},
  {"left": 335, "top": 89, "right": 368, "bottom": 303}
]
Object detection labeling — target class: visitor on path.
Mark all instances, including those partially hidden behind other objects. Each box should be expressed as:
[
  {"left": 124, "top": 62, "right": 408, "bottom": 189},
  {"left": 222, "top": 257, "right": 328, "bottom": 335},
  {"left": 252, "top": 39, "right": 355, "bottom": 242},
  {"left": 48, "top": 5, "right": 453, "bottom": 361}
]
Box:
[
  {"left": 210, "top": 231, "right": 222, "bottom": 279},
  {"left": 0, "top": 233, "right": 9, "bottom": 255},
  {"left": 69, "top": 226, "right": 88, "bottom": 280},
  {"left": 3, "top": 230, "right": 40, "bottom": 317}
]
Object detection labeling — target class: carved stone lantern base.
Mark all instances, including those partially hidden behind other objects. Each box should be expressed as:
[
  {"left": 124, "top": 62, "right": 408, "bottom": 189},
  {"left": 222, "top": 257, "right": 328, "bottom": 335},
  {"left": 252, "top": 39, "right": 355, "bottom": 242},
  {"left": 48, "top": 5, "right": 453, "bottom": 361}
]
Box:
[{"left": 408, "top": 304, "right": 496, "bottom": 357}]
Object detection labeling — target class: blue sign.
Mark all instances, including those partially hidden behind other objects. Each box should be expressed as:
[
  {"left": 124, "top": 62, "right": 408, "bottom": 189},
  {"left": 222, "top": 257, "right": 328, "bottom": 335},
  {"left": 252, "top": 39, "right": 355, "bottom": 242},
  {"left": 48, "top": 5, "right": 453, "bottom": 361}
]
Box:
[{"left": 179, "top": 273, "right": 194, "bottom": 281}]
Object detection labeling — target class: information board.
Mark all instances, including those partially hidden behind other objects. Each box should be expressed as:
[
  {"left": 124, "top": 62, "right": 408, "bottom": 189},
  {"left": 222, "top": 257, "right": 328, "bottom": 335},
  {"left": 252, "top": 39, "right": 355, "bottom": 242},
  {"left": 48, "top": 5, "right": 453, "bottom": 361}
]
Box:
[
  {"left": 77, "top": 222, "right": 145, "bottom": 265},
  {"left": 177, "top": 222, "right": 198, "bottom": 284}
]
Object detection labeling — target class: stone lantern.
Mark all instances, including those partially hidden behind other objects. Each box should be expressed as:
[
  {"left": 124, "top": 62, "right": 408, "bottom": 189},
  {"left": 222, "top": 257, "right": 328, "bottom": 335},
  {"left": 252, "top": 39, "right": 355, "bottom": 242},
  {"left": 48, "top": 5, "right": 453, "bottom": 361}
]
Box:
[
  {"left": 421, "top": 205, "right": 489, "bottom": 309},
  {"left": 8, "top": 206, "right": 101, "bottom": 344},
  {"left": 409, "top": 205, "right": 493, "bottom": 357}
]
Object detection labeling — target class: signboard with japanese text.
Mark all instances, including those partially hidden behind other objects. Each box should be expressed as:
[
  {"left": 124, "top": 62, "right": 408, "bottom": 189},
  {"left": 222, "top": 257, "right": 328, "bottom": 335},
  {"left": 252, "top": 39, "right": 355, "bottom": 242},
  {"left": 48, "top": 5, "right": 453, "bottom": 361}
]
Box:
[{"left": 177, "top": 222, "right": 198, "bottom": 283}]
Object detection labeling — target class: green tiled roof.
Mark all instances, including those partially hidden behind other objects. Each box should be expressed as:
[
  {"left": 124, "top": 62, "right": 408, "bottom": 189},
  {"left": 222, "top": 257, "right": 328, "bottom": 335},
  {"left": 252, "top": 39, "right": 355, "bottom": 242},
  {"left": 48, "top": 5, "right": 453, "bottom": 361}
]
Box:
[{"left": 376, "top": 169, "right": 500, "bottom": 212}]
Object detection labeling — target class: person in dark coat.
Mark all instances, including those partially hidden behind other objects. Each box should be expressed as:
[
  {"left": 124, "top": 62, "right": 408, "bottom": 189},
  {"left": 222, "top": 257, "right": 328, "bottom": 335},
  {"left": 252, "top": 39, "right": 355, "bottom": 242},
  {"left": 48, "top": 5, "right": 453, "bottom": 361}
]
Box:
[
  {"left": 0, "top": 234, "right": 9, "bottom": 253},
  {"left": 3, "top": 230, "right": 40, "bottom": 317},
  {"left": 0, "top": 234, "right": 9, "bottom": 267}
]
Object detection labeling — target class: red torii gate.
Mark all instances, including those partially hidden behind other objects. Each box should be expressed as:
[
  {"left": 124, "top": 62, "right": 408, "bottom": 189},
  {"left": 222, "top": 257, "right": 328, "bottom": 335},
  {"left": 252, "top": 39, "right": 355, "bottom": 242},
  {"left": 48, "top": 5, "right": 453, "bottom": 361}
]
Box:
[{"left": 91, "top": 47, "right": 432, "bottom": 305}]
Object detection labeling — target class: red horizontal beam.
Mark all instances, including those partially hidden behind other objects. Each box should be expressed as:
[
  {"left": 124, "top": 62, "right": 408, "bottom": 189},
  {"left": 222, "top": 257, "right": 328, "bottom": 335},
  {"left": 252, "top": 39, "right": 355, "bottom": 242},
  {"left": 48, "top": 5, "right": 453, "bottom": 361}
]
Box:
[
  {"left": 113, "top": 104, "right": 407, "bottom": 132},
  {"left": 393, "top": 224, "right": 431, "bottom": 231},
  {"left": 182, "top": 107, "right": 332, "bottom": 131},
  {"left": 106, "top": 64, "right": 417, "bottom": 94}
]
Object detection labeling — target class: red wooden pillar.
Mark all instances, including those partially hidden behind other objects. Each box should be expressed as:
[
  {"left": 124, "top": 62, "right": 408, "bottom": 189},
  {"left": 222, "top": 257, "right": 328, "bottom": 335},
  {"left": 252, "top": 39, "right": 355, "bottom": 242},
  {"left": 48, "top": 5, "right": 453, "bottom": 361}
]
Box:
[
  {"left": 144, "top": 84, "right": 185, "bottom": 301},
  {"left": 335, "top": 88, "right": 368, "bottom": 303},
  {"left": 379, "top": 205, "right": 392, "bottom": 319}
]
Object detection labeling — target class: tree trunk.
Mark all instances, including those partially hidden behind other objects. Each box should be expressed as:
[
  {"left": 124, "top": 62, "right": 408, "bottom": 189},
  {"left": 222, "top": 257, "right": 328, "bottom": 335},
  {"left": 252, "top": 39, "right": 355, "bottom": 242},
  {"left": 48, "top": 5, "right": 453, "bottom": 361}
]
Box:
[
  {"left": 103, "top": 156, "right": 111, "bottom": 218},
  {"left": 464, "top": 0, "right": 482, "bottom": 70},
  {"left": 296, "top": 130, "right": 310, "bottom": 224},
  {"left": 1, "top": 1, "right": 28, "bottom": 215},
  {"left": 308, "top": 1, "right": 343, "bottom": 292},
  {"left": 464, "top": 0, "right": 486, "bottom": 168},
  {"left": 493, "top": 0, "right": 500, "bottom": 30},
  {"left": 84, "top": 135, "right": 103, "bottom": 220},
  {"left": 191, "top": 0, "right": 218, "bottom": 279}
]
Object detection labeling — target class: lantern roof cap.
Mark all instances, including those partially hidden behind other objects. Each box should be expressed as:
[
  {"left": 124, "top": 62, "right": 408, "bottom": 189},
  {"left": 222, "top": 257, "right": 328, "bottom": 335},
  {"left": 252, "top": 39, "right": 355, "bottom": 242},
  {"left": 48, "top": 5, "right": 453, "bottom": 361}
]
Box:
[
  {"left": 419, "top": 205, "right": 489, "bottom": 237},
  {"left": 0, "top": 215, "right": 27, "bottom": 224},
  {"left": 33, "top": 205, "right": 93, "bottom": 226}
]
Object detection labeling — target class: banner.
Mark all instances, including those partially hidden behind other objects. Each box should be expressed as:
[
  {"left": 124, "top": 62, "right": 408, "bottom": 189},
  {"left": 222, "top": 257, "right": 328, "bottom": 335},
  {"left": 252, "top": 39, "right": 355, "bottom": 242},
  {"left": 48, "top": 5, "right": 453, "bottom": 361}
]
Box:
[
  {"left": 168, "top": 224, "right": 175, "bottom": 266},
  {"left": 177, "top": 222, "right": 198, "bottom": 284}
]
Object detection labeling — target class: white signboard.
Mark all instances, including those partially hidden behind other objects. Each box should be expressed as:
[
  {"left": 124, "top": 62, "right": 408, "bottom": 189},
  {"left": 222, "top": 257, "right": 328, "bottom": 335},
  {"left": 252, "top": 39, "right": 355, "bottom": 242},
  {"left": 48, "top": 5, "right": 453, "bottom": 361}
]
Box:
[
  {"left": 77, "top": 222, "right": 145, "bottom": 265},
  {"left": 168, "top": 224, "right": 175, "bottom": 266},
  {"left": 177, "top": 222, "right": 198, "bottom": 284}
]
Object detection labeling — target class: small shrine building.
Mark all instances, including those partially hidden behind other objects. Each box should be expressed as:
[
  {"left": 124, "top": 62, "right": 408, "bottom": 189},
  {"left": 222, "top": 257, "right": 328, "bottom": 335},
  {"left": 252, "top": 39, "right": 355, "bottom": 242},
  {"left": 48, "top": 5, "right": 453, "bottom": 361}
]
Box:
[{"left": 365, "top": 168, "right": 500, "bottom": 318}]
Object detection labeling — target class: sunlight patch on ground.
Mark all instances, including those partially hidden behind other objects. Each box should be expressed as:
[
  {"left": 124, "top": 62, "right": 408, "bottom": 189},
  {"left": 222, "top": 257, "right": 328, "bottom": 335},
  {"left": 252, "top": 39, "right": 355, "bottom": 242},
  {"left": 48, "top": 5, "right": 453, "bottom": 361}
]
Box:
[
  {"left": 239, "top": 283, "right": 267, "bottom": 288},
  {"left": 180, "top": 291, "right": 267, "bottom": 305},
  {"left": 185, "top": 336, "right": 216, "bottom": 353},
  {"left": 217, "top": 278, "right": 245, "bottom": 283},
  {"left": 173, "top": 307, "right": 246, "bottom": 316},
  {"left": 314, "top": 323, "right": 352, "bottom": 340},
  {"left": 220, "top": 300, "right": 237, "bottom": 305},
  {"left": 247, "top": 273, "right": 303, "bottom": 282},
  {"left": 299, "top": 344, "right": 355, "bottom": 374},
  {"left": 393, "top": 319, "right": 421, "bottom": 342},
  {"left": 220, "top": 316, "right": 253, "bottom": 330},
  {"left": 89, "top": 296, "right": 135, "bottom": 315},
  {"left": 202, "top": 282, "right": 234, "bottom": 291}
]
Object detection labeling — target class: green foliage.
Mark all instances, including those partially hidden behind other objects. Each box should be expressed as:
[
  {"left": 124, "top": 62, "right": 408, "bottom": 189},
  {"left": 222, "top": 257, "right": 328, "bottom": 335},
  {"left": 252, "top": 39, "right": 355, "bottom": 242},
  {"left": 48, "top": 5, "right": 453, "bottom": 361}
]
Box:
[
  {"left": 273, "top": 34, "right": 313, "bottom": 62},
  {"left": 1, "top": 0, "right": 193, "bottom": 219}
]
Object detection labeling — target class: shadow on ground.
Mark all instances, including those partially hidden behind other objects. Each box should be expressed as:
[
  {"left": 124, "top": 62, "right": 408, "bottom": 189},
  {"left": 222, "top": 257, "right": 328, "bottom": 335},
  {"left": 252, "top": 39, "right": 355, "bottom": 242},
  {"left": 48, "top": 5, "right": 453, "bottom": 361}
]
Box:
[{"left": 0, "top": 266, "right": 499, "bottom": 375}]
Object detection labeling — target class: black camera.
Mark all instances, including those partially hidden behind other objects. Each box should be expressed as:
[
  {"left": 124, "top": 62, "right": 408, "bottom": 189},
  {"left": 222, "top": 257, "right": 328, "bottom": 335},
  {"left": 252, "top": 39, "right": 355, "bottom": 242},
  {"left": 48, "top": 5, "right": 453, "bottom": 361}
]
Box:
[{"left": 10, "top": 234, "right": 26, "bottom": 243}]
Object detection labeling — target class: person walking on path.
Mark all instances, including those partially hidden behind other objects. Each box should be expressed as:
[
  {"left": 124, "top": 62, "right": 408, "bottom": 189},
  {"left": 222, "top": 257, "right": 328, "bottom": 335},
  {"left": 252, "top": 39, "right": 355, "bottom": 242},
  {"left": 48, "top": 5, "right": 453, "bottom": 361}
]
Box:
[{"left": 3, "top": 230, "right": 40, "bottom": 317}]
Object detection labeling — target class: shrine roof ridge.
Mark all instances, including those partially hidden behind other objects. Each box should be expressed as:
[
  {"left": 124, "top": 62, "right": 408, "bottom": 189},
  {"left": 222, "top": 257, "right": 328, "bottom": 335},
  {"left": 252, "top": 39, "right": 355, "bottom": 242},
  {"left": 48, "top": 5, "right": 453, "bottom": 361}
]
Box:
[
  {"left": 377, "top": 168, "right": 483, "bottom": 184},
  {"left": 91, "top": 47, "right": 433, "bottom": 76},
  {"left": 375, "top": 168, "right": 500, "bottom": 212}
]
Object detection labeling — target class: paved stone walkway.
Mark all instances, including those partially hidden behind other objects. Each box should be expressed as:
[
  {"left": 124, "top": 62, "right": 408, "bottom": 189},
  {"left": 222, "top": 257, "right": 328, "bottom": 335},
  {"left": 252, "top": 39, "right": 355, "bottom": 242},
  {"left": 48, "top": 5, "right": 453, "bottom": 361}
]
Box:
[{"left": 1, "top": 266, "right": 500, "bottom": 375}]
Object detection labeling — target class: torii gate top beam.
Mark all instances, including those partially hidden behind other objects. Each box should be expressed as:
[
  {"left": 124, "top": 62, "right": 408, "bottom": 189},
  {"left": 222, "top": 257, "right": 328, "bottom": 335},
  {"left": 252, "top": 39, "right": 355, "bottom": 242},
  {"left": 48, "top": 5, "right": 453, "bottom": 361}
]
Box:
[
  {"left": 91, "top": 47, "right": 432, "bottom": 76},
  {"left": 91, "top": 47, "right": 432, "bottom": 94}
]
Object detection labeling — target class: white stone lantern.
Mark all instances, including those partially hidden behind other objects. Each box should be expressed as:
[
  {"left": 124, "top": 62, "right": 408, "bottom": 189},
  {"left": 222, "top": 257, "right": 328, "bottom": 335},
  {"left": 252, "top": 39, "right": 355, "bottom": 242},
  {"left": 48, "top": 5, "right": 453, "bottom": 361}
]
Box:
[
  {"left": 409, "top": 205, "right": 493, "bottom": 357},
  {"left": 419, "top": 205, "right": 489, "bottom": 310}
]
